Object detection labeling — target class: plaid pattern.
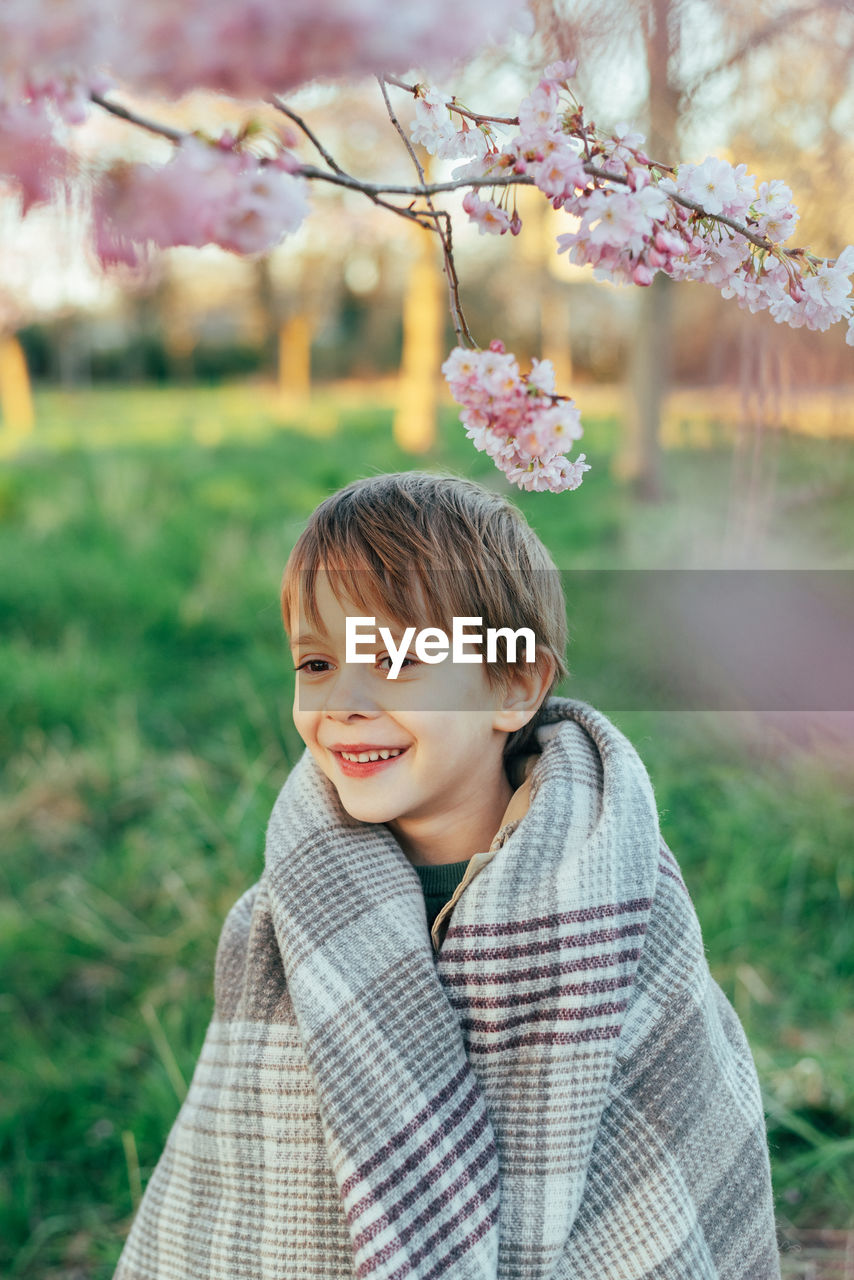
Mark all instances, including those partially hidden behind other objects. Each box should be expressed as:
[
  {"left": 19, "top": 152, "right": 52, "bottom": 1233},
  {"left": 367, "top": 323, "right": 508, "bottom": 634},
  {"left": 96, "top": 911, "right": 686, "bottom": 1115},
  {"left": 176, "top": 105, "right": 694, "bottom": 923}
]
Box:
[{"left": 114, "top": 697, "right": 781, "bottom": 1279}]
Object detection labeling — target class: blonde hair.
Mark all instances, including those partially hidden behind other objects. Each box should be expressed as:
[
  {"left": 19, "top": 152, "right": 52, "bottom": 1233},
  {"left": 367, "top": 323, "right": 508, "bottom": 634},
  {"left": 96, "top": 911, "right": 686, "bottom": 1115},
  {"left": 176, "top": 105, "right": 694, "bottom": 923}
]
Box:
[{"left": 281, "top": 471, "right": 568, "bottom": 762}]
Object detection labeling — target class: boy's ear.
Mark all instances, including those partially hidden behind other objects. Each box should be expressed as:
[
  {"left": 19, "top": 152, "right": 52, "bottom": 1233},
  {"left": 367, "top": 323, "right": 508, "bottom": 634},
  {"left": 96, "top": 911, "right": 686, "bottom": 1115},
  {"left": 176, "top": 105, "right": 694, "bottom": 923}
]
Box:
[{"left": 492, "top": 652, "right": 557, "bottom": 733}]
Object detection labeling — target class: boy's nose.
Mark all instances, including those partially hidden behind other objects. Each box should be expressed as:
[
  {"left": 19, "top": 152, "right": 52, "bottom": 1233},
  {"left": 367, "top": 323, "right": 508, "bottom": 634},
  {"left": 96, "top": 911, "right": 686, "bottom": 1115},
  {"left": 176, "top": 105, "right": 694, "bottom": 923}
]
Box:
[{"left": 317, "top": 667, "right": 383, "bottom": 717}]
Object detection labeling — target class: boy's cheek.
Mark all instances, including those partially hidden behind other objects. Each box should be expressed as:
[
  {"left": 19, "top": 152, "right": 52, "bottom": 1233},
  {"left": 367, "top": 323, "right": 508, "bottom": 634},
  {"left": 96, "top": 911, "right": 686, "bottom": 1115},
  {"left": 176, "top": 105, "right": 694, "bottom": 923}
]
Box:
[{"left": 290, "top": 706, "right": 314, "bottom": 751}]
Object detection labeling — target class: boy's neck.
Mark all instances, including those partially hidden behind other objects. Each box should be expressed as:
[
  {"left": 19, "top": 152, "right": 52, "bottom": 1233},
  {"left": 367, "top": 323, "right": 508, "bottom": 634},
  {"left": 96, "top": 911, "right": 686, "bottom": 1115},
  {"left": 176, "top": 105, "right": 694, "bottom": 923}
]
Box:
[{"left": 386, "top": 768, "right": 514, "bottom": 867}]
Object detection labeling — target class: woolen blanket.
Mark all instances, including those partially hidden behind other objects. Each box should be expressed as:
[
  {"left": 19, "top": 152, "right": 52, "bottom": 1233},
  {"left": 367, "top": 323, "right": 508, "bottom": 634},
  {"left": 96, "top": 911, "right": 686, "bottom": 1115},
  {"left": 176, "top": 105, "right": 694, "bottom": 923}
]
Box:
[{"left": 114, "top": 696, "right": 781, "bottom": 1279}]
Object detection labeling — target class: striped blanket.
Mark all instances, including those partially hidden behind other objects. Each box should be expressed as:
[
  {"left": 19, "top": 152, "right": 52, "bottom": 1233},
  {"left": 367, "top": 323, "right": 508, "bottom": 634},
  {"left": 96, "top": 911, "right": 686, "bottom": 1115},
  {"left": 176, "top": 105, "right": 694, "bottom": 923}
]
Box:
[{"left": 114, "top": 696, "right": 781, "bottom": 1279}]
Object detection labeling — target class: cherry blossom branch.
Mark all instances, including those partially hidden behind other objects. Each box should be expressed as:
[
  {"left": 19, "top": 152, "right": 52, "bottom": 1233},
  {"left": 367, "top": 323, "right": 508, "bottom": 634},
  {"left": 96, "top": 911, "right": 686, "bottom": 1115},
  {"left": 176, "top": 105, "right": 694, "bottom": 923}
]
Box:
[
  {"left": 90, "top": 88, "right": 793, "bottom": 263},
  {"left": 295, "top": 161, "right": 798, "bottom": 260},
  {"left": 2, "top": 14, "right": 847, "bottom": 499},
  {"left": 74, "top": 66, "right": 853, "bottom": 499},
  {"left": 581, "top": 163, "right": 789, "bottom": 255}
]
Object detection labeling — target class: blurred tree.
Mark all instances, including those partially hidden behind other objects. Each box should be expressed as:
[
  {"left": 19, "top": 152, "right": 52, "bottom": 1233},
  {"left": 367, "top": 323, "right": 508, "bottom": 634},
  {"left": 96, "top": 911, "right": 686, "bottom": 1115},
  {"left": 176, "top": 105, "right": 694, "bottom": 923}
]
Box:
[
  {"left": 0, "top": 332, "right": 35, "bottom": 448},
  {"left": 528, "top": 0, "right": 854, "bottom": 500}
]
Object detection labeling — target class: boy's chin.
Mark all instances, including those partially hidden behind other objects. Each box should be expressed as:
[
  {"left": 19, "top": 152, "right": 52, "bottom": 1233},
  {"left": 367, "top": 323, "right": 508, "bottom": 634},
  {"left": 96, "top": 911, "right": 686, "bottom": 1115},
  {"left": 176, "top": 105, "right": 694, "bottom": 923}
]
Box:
[{"left": 332, "top": 789, "right": 399, "bottom": 827}]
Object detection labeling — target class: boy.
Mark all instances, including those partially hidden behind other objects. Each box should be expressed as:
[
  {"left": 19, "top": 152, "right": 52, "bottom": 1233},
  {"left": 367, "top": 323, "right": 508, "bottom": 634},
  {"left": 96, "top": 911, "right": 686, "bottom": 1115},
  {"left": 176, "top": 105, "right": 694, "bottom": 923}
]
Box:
[{"left": 115, "top": 471, "right": 781, "bottom": 1280}]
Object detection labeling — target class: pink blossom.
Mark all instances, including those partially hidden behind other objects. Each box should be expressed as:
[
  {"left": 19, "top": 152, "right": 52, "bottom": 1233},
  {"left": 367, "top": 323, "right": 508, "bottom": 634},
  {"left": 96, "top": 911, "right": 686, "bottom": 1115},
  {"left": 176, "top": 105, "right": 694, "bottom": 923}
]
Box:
[
  {"left": 530, "top": 142, "right": 585, "bottom": 201},
  {"left": 528, "top": 358, "right": 556, "bottom": 394},
  {"left": 462, "top": 191, "right": 512, "bottom": 236},
  {"left": 753, "top": 179, "right": 798, "bottom": 243},
  {"left": 600, "top": 122, "right": 646, "bottom": 176},
  {"left": 676, "top": 156, "right": 746, "bottom": 218},
  {"left": 1, "top": 0, "right": 525, "bottom": 103},
  {"left": 123, "top": 0, "right": 525, "bottom": 98},
  {"left": 442, "top": 344, "right": 590, "bottom": 494},
  {"left": 542, "top": 59, "right": 578, "bottom": 85},
  {"left": 0, "top": 0, "right": 113, "bottom": 115},
  {"left": 518, "top": 82, "right": 560, "bottom": 137},
  {"left": 442, "top": 347, "right": 483, "bottom": 397},
  {"left": 445, "top": 124, "right": 494, "bottom": 161},
  {"left": 503, "top": 451, "right": 591, "bottom": 493},
  {"left": 800, "top": 259, "right": 854, "bottom": 330},
  {"left": 93, "top": 136, "right": 308, "bottom": 264},
  {"left": 0, "top": 102, "right": 71, "bottom": 213},
  {"left": 410, "top": 86, "right": 456, "bottom": 155}
]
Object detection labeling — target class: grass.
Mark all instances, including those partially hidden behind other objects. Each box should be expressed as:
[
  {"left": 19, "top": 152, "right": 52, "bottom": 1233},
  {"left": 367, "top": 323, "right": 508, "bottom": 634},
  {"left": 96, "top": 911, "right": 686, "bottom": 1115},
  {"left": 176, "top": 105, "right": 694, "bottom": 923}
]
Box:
[{"left": 1, "top": 382, "right": 853, "bottom": 1277}]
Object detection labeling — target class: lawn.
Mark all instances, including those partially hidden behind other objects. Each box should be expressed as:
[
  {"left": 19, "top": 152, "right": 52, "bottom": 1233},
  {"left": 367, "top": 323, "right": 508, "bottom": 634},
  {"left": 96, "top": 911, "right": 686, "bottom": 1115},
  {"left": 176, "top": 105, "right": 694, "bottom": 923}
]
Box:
[{"left": 1, "top": 383, "right": 852, "bottom": 1277}]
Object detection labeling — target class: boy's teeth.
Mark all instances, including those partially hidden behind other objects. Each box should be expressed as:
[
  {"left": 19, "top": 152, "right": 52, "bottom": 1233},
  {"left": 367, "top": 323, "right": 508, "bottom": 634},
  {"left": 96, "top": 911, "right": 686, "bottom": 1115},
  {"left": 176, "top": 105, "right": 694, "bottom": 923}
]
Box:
[{"left": 341, "top": 748, "right": 403, "bottom": 762}]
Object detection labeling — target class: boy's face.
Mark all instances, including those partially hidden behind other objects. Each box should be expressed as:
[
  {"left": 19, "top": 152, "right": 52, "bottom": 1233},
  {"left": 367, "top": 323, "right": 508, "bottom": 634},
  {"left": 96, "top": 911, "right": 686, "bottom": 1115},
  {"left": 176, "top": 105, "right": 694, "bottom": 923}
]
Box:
[{"left": 289, "top": 574, "right": 540, "bottom": 863}]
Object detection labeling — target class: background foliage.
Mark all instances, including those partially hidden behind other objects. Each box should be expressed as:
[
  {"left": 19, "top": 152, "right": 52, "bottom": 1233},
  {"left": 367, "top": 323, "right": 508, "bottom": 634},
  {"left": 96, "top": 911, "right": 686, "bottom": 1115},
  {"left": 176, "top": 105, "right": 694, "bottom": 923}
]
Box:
[{"left": 1, "top": 389, "right": 852, "bottom": 1277}]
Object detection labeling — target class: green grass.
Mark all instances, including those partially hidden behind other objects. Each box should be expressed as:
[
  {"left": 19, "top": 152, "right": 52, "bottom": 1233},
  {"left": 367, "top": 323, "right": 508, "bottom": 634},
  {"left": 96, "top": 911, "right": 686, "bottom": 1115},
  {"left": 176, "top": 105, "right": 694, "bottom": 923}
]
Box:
[{"left": 1, "top": 384, "right": 853, "bottom": 1276}]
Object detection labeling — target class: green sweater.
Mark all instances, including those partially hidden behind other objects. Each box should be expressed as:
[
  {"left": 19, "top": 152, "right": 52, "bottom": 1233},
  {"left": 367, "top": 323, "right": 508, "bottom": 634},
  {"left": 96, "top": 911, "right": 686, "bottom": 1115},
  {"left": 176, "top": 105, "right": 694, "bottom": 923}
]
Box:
[{"left": 413, "top": 859, "right": 471, "bottom": 929}]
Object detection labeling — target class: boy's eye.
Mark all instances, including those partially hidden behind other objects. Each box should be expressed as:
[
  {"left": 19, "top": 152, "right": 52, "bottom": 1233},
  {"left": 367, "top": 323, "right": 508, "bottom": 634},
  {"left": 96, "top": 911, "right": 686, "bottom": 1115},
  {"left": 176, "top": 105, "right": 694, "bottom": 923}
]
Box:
[
  {"left": 377, "top": 654, "right": 418, "bottom": 671},
  {"left": 295, "top": 659, "right": 332, "bottom": 674}
]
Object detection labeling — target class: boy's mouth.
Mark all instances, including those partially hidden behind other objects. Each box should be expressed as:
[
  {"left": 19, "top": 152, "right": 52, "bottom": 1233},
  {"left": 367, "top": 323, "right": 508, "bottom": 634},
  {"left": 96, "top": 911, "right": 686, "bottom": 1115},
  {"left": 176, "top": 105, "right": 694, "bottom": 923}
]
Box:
[{"left": 330, "top": 744, "right": 410, "bottom": 777}]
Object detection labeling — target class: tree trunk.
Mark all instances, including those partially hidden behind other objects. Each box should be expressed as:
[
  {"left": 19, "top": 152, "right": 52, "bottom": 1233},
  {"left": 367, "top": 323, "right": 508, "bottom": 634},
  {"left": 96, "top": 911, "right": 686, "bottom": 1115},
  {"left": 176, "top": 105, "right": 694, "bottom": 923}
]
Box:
[
  {"left": 394, "top": 231, "right": 442, "bottom": 454},
  {"left": 615, "top": 273, "right": 673, "bottom": 499},
  {"left": 616, "top": 0, "right": 680, "bottom": 501},
  {"left": 0, "top": 333, "right": 35, "bottom": 454},
  {"left": 278, "top": 315, "right": 311, "bottom": 398}
]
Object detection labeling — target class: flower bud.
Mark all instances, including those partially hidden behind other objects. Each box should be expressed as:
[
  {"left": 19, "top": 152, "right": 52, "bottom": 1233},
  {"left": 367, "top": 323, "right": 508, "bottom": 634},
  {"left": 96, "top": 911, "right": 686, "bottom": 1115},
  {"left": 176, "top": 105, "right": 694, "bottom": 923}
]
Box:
[
  {"left": 788, "top": 276, "right": 805, "bottom": 303},
  {"left": 627, "top": 166, "right": 650, "bottom": 192},
  {"left": 632, "top": 263, "right": 655, "bottom": 286}
]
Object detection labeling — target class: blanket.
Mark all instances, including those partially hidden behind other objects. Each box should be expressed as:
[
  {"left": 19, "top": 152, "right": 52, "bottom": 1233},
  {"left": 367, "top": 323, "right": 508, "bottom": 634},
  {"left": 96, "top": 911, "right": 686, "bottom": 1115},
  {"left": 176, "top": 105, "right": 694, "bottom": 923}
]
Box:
[{"left": 114, "top": 696, "right": 781, "bottom": 1279}]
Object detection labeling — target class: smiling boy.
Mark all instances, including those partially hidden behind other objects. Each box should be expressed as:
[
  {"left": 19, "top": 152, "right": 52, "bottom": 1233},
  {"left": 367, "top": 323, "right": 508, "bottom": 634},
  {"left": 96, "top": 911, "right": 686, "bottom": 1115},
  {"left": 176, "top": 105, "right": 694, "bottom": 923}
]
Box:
[
  {"left": 114, "top": 471, "right": 781, "bottom": 1280},
  {"left": 289, "top": 570, "right": 553, "bottom": 870}
]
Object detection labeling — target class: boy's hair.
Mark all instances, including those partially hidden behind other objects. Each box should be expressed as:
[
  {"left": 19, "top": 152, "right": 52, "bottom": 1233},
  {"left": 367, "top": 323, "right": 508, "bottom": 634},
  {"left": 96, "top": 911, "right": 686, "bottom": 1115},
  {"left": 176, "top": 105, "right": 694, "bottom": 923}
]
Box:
[{"left": 281, "top": 471, "right": 568, "bottom": 762}]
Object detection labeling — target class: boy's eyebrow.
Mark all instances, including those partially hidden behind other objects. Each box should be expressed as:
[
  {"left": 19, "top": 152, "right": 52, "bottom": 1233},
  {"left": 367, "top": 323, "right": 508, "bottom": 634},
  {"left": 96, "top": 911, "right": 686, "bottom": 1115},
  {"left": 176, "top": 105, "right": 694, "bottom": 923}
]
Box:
[{"left": 292, "top": 631, "right": 328, "bottom": 646}]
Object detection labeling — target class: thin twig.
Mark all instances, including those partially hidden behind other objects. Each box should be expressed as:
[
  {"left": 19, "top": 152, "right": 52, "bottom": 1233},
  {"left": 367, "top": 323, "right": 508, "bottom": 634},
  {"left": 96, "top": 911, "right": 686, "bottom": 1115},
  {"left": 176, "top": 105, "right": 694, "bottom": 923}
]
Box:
[
  {"left": 90, "top": 92, "right": 186, "bottom": 144},
  {"left": 437, "top": 210, "right": 475, "bottom": 346},
  {"left": 273, "top": 91, "right": 436, "bottom": 228},
  {"left": 377, "top": 74, "right": 474, "bottom": 347},
  {"left": 369, "top": 198, "right": 437, "bottom": 230},
  {"left": 381, "top": 73, "right": 418, "bottom": 94},
  {"left": 270, "top": 97, "right": 345, "bottom": 174},
  {"left": 377, "top": 75, "right": 430, "bottom": 188},
  {"left": 381, "top": 73, "right": 519, "bottom": 126}
]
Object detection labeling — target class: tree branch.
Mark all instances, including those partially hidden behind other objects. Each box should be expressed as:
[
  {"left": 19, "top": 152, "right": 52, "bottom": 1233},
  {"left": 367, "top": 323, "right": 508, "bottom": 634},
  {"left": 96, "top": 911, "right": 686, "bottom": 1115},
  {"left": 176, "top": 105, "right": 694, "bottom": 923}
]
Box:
[
  {"left": 90, "top": 92, "right": 186, "bottom": 143},
  {"left": 377, "top": 75, "right": 475, "bottom": 346},
  {"left": 90, "top": 90, "right": 799, "bottom": 263},
  {"left": 381, "top": 72, "right": 520, "bottom": 127},
  {"left": 297, "top": 160, "right": 789, "bottom": 256},
  {"left": 580, "top": 163, "right": 783, "bottom": 252},
  {"left": 270, "top": 97, "right": 345, "bottom": 174}
]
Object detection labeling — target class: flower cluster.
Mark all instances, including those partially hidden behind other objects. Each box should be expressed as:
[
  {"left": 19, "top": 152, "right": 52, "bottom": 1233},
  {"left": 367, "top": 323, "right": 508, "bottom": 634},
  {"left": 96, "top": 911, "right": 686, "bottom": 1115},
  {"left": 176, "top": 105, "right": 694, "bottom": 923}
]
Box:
[
  {"left": 412, "top": 64, "right": 854, "bottom": 345},
  {"left": 2, "top": 9, "right": 854, "bottom": 494},
  {"left": 93, "top": 136, "right": 309, "bottom": 266},
  {"left": 0, "top": 0, "right": 524, "bottom": 102},
  {"left": 410, "top": 87, "right": 495, "bottom": 162},
  {"left": 0, "top": 102, "right": 71, "bottom": 212},
  {"left": 0, "top": 0, "right": 113, "bottom": 120},
  {"left": 442, "top": 342, "right": 590, "bottom": 493}
]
